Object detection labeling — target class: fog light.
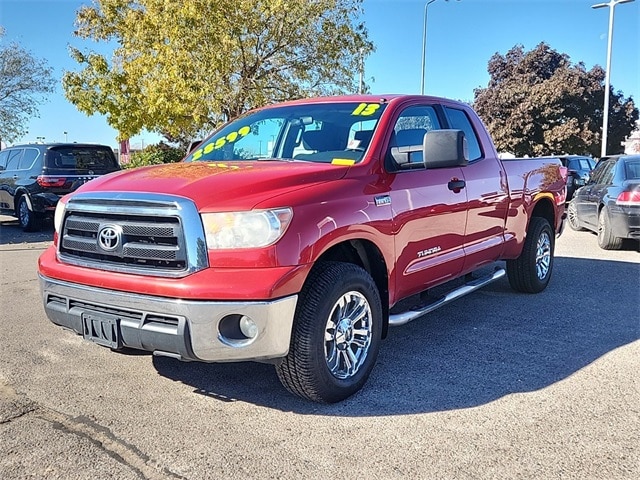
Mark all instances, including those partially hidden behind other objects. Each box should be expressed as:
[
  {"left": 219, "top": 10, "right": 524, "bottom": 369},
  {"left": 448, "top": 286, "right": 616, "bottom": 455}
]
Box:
[{"left": 239, "top": 316, "right": 258, "bottom": 339}]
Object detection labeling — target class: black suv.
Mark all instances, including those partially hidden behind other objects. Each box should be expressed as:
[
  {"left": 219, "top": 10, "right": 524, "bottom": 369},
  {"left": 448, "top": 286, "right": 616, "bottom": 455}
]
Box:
[
  {"left": 558, "top": 155, "right": 596, "bottom": 201},
  {"left": 0, "top": 143, "right": 120, "bottom": 231}
]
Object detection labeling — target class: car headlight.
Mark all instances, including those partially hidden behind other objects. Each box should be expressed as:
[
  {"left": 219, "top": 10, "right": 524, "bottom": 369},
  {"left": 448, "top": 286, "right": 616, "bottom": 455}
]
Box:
[
  {"left": 201, "top": 208, "right": 293, "bottom": 249},
  {"left": 54, "top": 199, "right": 67, "bottom": 233}
]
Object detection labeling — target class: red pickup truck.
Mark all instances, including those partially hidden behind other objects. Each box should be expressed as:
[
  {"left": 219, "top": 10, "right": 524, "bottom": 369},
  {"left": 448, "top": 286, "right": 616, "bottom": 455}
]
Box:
[{"left": 39, "top": 95, "right": 566, "bottom": 403}]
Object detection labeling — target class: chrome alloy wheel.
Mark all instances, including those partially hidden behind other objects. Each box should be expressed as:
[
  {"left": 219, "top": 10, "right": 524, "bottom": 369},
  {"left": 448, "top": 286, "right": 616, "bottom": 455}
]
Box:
[
  {"left": 535, "top": 230, "right": 552, "bottom": 280},
  {"left": 567, "top": 202, "right": 580, "bottom": 230},
  {"left": 324, "top": 291, "right": 373, "bottom": 380}
]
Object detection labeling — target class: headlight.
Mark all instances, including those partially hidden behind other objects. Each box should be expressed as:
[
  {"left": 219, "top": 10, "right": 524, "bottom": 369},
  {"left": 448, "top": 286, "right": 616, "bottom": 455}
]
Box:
[
  {"left": 201, "top": 208, "right": 293, "bottom": 249},
  {"left": 53, "top": 199, "right": 67, "bottom": 233}
]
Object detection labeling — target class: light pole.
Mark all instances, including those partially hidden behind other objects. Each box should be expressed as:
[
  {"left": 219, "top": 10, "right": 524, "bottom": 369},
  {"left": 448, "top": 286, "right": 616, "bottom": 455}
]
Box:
[
  {"left": 420, "top": 0, "right": 460, "bottom": 95},
  {"left": 591, "top": 0, "right": 635, "bottom": 157},
  {"left": 63, "top": 131, "right": 68, "bottom": 142}
]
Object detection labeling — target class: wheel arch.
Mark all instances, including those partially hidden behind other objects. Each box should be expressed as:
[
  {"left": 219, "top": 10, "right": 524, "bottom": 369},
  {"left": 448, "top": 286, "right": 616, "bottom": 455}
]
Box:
[
  {"left": 312, "top": 239, "right": 390, "bottom": 338},
  {"left": 530, "top": 196, "right": 555, "bottom": 228},
  {"left": 13, "top": 189, "right": 34, "bottom": 216}
]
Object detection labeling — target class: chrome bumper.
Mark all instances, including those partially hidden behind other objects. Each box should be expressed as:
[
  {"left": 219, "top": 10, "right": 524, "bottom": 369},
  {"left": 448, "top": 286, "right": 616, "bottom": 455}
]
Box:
[{"left": 39, "top": 274, "right": 297, "bottom": 362}]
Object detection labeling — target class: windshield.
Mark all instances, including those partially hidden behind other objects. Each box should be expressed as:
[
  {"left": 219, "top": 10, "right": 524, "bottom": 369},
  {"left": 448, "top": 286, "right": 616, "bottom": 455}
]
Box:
[{"left": 185, "top": 102, "right": 387, "bottom": 164}]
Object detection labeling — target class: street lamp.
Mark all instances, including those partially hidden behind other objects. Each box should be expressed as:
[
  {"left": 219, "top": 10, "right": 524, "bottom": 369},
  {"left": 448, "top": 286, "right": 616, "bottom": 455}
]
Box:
[
  {"left": 63, "top": 131, "right": 68, "bottom": 142},
  {"left": 420, "top": 0, "right": 460, "bottom": 95},
  {"left": 591, "top": 0, "right": 635, "bottom": 157}
]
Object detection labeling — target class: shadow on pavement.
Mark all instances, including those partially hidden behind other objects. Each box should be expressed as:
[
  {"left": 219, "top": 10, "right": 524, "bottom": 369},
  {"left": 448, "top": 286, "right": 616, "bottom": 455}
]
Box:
[
  {"left": 150, "top": 256, "right": 639, "bottom": 416},
  {"left": 0, "top": 217, "right": 54, "bottom": 246}
]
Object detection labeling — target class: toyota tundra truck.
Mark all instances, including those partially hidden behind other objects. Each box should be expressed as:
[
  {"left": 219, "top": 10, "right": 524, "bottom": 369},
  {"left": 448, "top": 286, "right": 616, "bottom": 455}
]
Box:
[{"left": 39, "top": 95, "right": 567, "bottom": 403}]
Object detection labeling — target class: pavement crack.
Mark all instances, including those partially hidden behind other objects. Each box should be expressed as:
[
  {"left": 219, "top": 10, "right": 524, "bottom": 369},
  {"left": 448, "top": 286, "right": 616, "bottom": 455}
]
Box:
[
  {"left": 35, "top": 409, "right": 188, "bottom": 480},
  {"left": 2, "top": 381, "right": 186, "bottom": 479}
]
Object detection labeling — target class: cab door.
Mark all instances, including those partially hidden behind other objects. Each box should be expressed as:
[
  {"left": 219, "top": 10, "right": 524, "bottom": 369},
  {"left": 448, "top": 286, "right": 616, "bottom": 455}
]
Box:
[
  {"left": 443, "top": 106, "right": 509, "bottom": 273},
  {"left": 387, "top": 105, "right": 468, "bottom": 302}
]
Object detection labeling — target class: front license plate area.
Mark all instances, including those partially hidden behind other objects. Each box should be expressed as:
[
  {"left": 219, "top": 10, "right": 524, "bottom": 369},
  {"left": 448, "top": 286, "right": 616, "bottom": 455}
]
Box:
[{"left": 82, "top": 313, "right": 121, "bottom": 349}]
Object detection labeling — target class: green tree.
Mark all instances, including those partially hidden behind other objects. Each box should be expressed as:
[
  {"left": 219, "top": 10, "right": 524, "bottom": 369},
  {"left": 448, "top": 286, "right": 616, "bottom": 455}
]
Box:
[
  {"left": 63, "top": 0, "right": 373, "bottom": 142},
  {"left": 0, "top": 27, "right": 56, "bottom": 144},
  {"left": 124, "top": 142, "right": 184, "bottom": 169},
  {"left": 473, "top": 43, "right": 638, "bottom": 157}
]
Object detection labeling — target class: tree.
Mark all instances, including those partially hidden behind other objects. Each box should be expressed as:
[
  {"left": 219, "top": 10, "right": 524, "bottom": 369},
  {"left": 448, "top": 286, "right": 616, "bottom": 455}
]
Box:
[
  {"left": 124, "top": 142, "right": 184, "bottom": 169},
  {"left": 473, "top": 43, "right": 638, "bottom": 157},
  {"left": 0, "top": 27, "right": 56, "bottom": 144},
  {"left": 63, "top": 0, "right": 373, "bottom": 142}
]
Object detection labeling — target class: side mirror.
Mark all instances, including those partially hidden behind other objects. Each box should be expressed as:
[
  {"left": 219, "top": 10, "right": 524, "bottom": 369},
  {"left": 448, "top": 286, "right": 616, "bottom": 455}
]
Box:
[{"left": 423, "top": 129, "right": 468, "bottom": 168}]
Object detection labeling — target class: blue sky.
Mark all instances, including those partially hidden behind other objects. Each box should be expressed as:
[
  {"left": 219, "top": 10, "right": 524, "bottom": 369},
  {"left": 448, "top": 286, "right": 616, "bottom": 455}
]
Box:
[{"left": 1, "top": 0, "right": 638, "bottom": 149}]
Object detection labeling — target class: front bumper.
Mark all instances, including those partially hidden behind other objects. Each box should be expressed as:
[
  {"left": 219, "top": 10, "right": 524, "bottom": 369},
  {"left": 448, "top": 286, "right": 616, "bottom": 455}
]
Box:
[{"left": 40, "top": 274, "right": 297, "bottom": 362}]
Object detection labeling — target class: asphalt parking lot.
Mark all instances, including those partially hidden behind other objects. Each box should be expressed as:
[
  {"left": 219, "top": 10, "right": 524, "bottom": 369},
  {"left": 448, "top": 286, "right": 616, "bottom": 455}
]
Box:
[{"left": 1, "top": 215, "right": 638, "bottom": 479}]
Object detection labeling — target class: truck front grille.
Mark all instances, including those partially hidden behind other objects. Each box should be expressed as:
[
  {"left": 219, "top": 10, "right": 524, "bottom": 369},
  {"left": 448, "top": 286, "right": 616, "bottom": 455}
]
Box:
[{"left": 57, "top": 193, "right": 208, "bottom": 277}]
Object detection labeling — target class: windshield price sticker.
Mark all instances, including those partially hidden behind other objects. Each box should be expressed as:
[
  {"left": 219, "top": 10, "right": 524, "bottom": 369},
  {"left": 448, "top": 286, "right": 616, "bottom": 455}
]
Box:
[
  {"left": 351, "top": 103, "right": 381, "bottom": 116},
  {"left": 192, "top": 125, "right": 251, "bottom": 160}
]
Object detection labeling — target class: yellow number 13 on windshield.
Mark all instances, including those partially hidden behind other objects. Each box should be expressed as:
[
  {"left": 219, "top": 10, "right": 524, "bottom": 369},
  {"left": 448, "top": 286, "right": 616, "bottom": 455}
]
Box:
[{"left": 352, "top": 103, "right": 380, "bottom": 116}]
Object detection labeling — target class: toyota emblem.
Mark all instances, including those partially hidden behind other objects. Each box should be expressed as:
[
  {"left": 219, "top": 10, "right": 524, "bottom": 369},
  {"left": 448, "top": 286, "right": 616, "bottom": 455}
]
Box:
[{"left": 98, "top": 224, "right": 122, "bottom": 251}]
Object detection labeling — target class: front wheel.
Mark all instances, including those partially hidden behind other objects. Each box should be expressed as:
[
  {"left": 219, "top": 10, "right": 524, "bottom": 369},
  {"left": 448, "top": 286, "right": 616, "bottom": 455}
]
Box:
[
  {"left": 276, "top": 262, "right": 382, "bottom": 403},
  {"left": 507, "top": 217, "right": 554, "bottom": 293}
]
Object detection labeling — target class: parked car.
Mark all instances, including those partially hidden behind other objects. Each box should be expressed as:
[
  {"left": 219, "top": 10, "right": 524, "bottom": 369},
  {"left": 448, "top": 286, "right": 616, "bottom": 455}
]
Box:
[
  {"left": 567, "top": 154, "right": 640, "bottom": 249},
  {"left": 558, "top": 155, "right": 596, "bottom": 200},
  {"left": 39, "top": 94, "right": 567, "bottom": 403},
  {"left": 0, "top": 143, "right": 120, "bottom": 231}
]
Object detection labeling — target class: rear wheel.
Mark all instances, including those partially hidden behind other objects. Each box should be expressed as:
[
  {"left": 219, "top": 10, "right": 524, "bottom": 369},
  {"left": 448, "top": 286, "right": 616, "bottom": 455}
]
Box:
[
  {"left": 276, "top": 262, "right": 382, "bottom": 403},
  {"left": 567, "top": 201, "right": 583, "bottom": 231},
  {"left": 507, "top": 217, "right": 554, "bottom": 293},
  {"left": 597, "top": 207, "right": 623, "bottom": 250},
  {"left": 17, "top": 196, "right": 42, "bottom": 232}
]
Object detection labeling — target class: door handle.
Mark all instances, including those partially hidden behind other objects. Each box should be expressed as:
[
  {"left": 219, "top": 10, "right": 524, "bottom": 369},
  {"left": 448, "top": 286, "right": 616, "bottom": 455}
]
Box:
[{"left": 448, "top": 179, "right": 465, "bottom": 191}]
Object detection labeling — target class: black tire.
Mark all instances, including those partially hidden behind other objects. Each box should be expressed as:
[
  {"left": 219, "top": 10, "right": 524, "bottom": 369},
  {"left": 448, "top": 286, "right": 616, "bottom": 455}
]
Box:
[
  {"left": 597, "top": 207, "right": 623, "bottom": 250},
  {"left": 17, "top": 196, "right": 42, "bottom": 232},
  {"left": 507, "top": 217, "right": 554, "bottom": 293},
  {"left": 276, "top": 262, "right": 382, "bottom": 403},
  {"left": 567, "top": 201, "right": 583, "bottom": 231}
]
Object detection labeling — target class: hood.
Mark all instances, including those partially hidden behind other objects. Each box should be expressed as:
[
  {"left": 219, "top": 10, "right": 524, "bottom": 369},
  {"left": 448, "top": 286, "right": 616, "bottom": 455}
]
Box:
[{"left": 77, "top": 160, "right": 350, "bottom": 210}]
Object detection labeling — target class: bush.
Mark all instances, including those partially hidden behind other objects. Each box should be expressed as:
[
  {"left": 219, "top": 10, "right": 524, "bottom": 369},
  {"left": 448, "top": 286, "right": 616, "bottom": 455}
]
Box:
[{"left": 123, "top": 142, "right": 184, "bottom": 169}]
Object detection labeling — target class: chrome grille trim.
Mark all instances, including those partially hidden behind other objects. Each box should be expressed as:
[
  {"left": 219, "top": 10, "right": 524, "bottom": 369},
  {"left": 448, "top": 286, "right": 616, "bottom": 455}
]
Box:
[{"left": 57, "top": 192, "right": 208, "bottom": 277}]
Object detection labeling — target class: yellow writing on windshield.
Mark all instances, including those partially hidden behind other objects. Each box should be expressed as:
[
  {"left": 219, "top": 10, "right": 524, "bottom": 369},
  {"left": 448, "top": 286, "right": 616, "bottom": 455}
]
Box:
[
  {"left": 352, "top": 103, "right": 381, "bottom": 116},
  {"left": 191, "top": 125, "right": 252, "bottom": 160}
]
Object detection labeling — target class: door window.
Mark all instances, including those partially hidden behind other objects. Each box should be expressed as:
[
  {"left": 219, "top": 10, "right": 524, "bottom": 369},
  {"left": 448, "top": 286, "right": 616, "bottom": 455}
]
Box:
[
  {"left": 0, "top": 150, "right": 9, "bottom": 169},
  {"left": 387, "top": 105, "right": 441, "bottom": 168},
  {"left": 590, "top": 160, "right": 614, "bottom": 185},
  {"left": 444, "top": 107, "right": 482, "bottom": 161},
  {"left": 5, "top": 149, "right": 23, "bottom": 170}
]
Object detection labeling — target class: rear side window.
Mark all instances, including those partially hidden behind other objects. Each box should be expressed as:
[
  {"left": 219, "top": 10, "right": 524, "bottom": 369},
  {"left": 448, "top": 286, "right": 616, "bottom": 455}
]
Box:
[
  {"left": 19, "top": 148, "right": 40, "bottom": 169},
  {"left": 444, "top": 107, "right": 482, "bottom": 161},
  {"left": 46, "top": 147, "right": 117, "bottom": 170}
]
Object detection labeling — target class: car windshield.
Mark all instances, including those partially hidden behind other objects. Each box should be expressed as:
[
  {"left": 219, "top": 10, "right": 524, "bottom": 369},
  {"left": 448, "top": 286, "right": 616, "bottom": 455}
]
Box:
[{"left": 185, "top": 102, "right": 387, "bottom": 164}]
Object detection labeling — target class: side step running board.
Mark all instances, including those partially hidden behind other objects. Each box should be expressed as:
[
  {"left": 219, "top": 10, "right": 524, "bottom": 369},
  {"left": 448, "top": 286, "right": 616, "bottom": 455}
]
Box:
[{"left": 388, "top": 268, "right": 506, "bottom": 327}]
